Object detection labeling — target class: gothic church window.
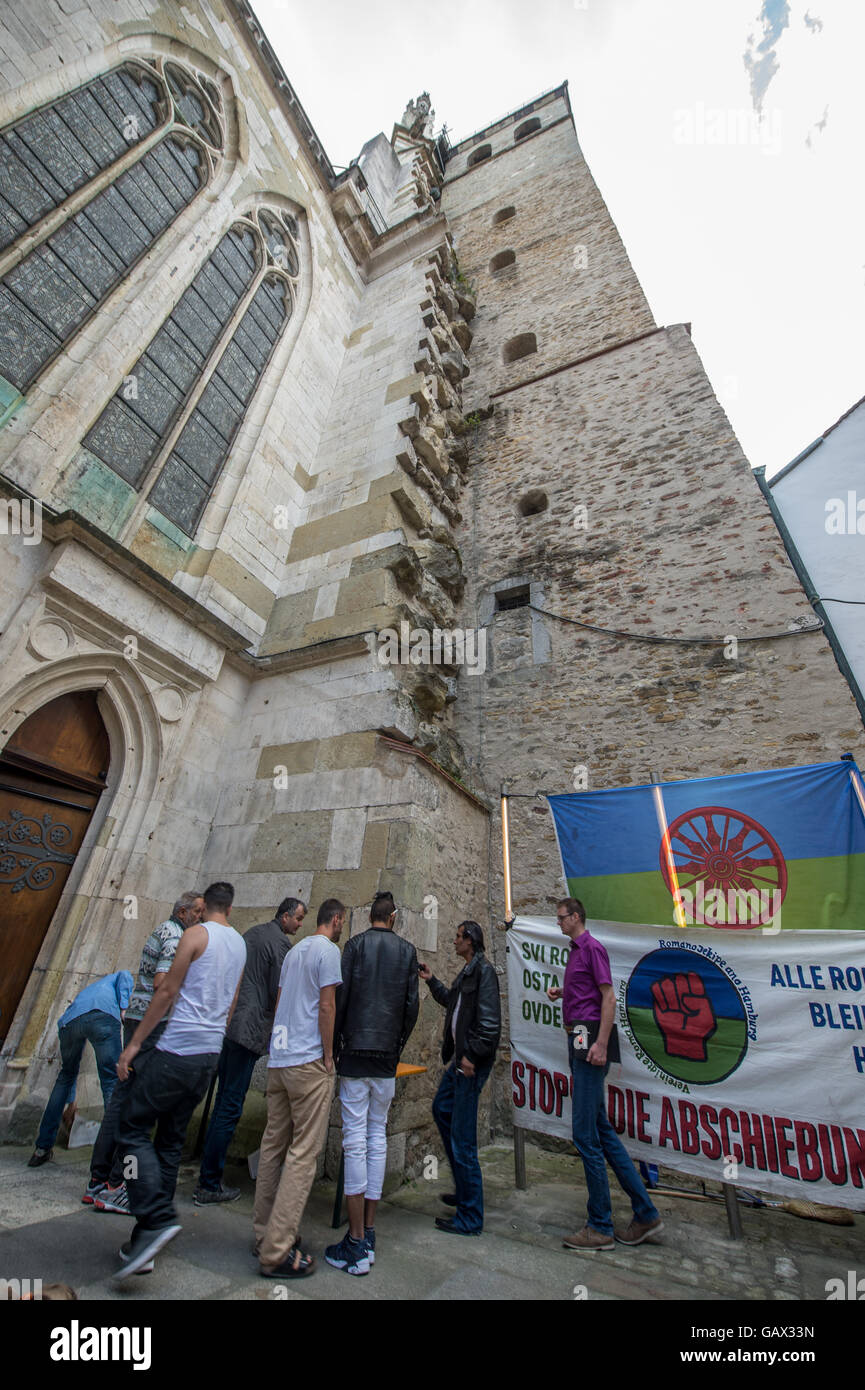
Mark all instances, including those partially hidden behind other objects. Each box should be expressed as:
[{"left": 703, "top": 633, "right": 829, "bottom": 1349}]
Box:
[
  {"left": 0, "top": 59, "right": 224, "bottom": 394},
  {"left": 84, "top": 207, "right": 299, "bottom": 537},
  {"left": 468, "top": 144, "right": 492, "bottom": 167}
]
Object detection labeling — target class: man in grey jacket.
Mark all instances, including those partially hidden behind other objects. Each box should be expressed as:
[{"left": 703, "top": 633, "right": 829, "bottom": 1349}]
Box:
[{"left": 194, "top": 896, "right": 306, "bottom": 1204}]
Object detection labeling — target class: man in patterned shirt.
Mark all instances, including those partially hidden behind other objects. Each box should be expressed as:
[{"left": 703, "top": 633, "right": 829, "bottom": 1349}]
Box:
[{"left": 83, "top": 891, "right": 204, "bottom": 1212}]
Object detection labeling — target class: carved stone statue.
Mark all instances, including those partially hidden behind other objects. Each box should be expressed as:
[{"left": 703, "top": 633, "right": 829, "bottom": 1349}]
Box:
[{"left": 400, "top": 92, "right": 435, "bottom": 139}]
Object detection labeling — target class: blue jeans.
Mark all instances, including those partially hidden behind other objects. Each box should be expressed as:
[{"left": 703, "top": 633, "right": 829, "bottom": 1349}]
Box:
[
  {"left": 197, "top": 1038, "right": 259, "bottom": 1190},
  {"left": 36, "top": 1010, "right": 121, "bottom": 1151},
  {"left": 432, "top": 1060, "right": 492, "bottom": 1233},
  {"left": 568, "top": 1034, "right": 659, "bottom": 1236}
]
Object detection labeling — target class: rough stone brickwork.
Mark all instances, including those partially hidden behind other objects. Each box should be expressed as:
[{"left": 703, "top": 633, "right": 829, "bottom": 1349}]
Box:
[
  {"left": 439, "top": 93, "right": 865, "bottom": 1128},
  {"left": 445, "top": 95, "right": 656, "bottom": 406}
]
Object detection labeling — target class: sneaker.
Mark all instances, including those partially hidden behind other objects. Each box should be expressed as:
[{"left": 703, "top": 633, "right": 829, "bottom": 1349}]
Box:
[
  {"left": 193, "top": 1184, "right": 241, "bottom": 1206},
  {"left": 324, "top": 1231, "right": 370, "bottom": 1276},
  {"left": 94, "top": 1183, "right": 131, "bottom": 1215},
  {"left": 615, "top": 1216, "right": 664, "bottom": 1246},
  {"left": 27, "top": 1148, "right": 52, "bottom": 1168},
  {"left": 434, "top": 1216, "right": 481, "bottom": 1236},
  {"left": 364, "top": 1226, "right": 375, "bottom": 1266},
  {"left": 82, "top": 1180, "right": 106, "bottom": 1206},
  {"left": 115, "top": 1224, "right": 181, "bottom": 1280},
  {"left": 119, "top": 1239, "right": 154, "bottom": 1275},
  {"left": 562, "top": 1226, "right": 615, "bottom": 1252}
]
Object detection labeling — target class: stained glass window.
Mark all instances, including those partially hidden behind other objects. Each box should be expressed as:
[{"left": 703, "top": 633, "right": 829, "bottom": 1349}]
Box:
[
  {"left": 87, "top": 205, "right": 300, "bottom": 538},
  {"left": 149, "top": 275, "right": 290, "bottom": 533},
  {"left": 83, "top": 224, "right": 259, "bottom": 485},
  {"left": 0, "top": 138, "right": 204, "bottom": 392},
  {"left": 0, "top": 59, "right": 224, "bottom": 392},
  {"left": 0, "top": 65, "right": 163, "bottom": 256}
]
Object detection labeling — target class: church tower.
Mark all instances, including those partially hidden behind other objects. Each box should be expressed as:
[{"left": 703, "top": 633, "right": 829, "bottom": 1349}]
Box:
[{"left": 439, "top": 84, "right": 865, "bottom": 913}]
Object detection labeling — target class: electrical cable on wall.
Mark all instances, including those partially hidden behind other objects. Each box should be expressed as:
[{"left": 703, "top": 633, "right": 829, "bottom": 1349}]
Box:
[{"left": 521, "top": 603, "right": 824, "bottom": 647}]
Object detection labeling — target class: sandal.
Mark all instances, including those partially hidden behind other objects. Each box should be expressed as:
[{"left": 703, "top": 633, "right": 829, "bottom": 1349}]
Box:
[{"left": 260, "top": 1245, "right": 316, "bottom": 1278}]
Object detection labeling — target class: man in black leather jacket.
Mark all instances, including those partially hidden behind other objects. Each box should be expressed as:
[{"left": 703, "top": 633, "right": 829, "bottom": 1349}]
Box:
[
  {"left": 326, "top": 891, "right": 419, "bottom": 1276},
  {"left": 419, "top": 921, "right": 501, "bottom": 1236}
]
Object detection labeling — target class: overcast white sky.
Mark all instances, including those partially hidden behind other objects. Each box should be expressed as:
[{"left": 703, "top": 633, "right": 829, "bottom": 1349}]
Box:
[{"left": 253, "top": 0, "right": 864, "bottom": 478}]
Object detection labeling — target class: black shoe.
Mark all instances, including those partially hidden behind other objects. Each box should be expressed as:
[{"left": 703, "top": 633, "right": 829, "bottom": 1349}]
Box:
[
  {"left": 193, "top": 1184, "right": 241, "bottom": 1206},
  {"left": 115, "top": 1223, "right": 181, "bottom": 1279},
  {"left": 439, "top": 1192, "right": 458, "bottom": 1207},
  {"left": 27, "top": 1147, "right": 53, "bottom": 1167},
  {"left": 435, "top": 1216, "right": 481, "bottom": 1236}
]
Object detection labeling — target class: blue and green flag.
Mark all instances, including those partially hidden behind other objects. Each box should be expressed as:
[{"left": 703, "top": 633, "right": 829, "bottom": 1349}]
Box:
[{"left": 547, "top": 761, "right": 865, "bottom": 930}]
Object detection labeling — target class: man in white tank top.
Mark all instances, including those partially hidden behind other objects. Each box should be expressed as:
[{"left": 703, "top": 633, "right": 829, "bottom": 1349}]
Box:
[{"left": 113, "top": 881, "right": 247, "bottom": 1279}]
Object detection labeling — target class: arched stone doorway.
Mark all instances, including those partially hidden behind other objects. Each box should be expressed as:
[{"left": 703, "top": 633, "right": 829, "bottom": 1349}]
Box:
[{"left": 0, "top": 692, "right": 110, "bottom": 1043}]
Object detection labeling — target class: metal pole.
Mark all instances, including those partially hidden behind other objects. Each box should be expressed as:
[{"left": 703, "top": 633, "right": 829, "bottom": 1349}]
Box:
[
  {"left": 501, "top": 782, "right": 514, "bottom": 925},
  {"left": 723, "top": 1180, "right": 744, "bottom": 1240},
  {"left": 501, "top": 781, "right": 526, "bottom": 1190},
  {"left": 514, "top": 1126, "right": 527, "bottom": 1190}
]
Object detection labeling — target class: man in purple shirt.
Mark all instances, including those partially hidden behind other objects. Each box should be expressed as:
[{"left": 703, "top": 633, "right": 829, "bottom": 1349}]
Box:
[{"left": 548, "top": 897, "right": 662, "bottom": 1251}]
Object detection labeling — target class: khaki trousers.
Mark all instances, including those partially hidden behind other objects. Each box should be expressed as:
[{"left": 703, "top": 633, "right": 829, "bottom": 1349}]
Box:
[{"left": 253, "top": 1058, "right": 334, "bottom": 1270}]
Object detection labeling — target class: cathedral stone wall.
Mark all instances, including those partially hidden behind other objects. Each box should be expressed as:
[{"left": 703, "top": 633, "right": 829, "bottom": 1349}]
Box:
[{"left": 0, "top": 0, "right": 364, "bottom": 647}]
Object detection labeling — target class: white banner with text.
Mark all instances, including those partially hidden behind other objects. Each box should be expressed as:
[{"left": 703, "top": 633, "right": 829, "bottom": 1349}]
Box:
[{"left": 507, "top": 916, "right": 865, "bottom": 1208}]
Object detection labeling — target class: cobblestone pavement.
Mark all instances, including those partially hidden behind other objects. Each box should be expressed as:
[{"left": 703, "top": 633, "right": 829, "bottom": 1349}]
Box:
[{"left": 1, "top": 1139, "right": 862, "bottom": 1301}]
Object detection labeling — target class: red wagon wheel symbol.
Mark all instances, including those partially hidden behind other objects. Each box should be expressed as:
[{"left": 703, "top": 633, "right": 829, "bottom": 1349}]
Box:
[{"left": 659, "top": 805, "right": 787, "bottom": 928}]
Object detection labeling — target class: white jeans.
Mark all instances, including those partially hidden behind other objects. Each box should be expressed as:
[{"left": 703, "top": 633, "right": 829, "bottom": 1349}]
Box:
[{"left": 340, "top": 1076, "right": 396, "bottom": 1200}]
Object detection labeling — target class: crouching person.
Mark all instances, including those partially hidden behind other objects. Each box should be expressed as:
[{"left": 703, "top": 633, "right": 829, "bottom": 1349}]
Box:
[{"left": 419, "top": 921, "right": 500, "bottom": 1236}]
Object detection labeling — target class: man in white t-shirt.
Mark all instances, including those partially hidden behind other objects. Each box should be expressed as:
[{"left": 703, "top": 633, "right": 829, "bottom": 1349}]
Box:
[{"left": 254, "top": 897, "right": 345, "bottom": 1278}]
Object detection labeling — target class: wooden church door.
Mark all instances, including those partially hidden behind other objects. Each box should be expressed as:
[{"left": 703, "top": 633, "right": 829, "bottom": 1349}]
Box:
[{"left": 0, "top": 692, "right": 110, "bottom": 1043}]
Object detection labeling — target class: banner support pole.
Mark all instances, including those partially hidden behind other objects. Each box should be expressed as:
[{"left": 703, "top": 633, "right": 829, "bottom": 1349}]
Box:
[
  {"left": 501, "top": 782, "right": 526, "bottom": 1189},
  {"left": 723, "top": 1179, "right": 744, "bottom": 1240},
  {"left": 501, "top": 782, "right": 514, "bottom": 926}
]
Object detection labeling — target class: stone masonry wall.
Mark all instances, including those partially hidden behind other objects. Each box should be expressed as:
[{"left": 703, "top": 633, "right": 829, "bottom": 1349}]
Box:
[
  {"left": 444, "top": 98, "right": 656, "bottom": 408},
  {"left": 442, "top": 103, "right": 865, "bottom": 1132}
]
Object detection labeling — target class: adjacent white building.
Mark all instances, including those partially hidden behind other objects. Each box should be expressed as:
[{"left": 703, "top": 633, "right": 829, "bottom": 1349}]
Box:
[{"left": 757, "top": 395, "right": 865, "bottom": 724}]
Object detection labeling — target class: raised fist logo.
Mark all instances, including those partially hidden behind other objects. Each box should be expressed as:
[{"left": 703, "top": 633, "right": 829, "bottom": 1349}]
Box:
[{"left": 651, "top": 972, "right": 717, "bottom": 1062}]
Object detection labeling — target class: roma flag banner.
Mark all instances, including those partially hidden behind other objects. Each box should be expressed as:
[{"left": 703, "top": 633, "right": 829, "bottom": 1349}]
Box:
[
  {"left": 547, "top": 761, "right": 865, "bottom": 931},
  {"left": 508, "top": 916, "right": 865, "bottom": 1208}
]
